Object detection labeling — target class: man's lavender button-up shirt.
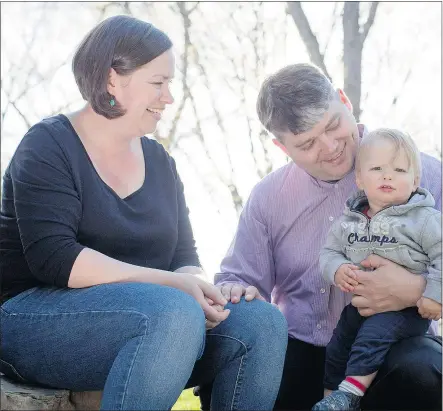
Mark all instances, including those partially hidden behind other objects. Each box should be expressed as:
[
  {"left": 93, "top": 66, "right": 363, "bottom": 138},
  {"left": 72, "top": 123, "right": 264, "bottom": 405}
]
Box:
[{"left": 215, "top": 131, "right": 442, "bottom": 347}]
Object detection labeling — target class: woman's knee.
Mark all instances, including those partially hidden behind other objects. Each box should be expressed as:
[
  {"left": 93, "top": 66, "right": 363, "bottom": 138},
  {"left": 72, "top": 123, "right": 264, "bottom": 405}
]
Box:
[
  {"left": 114, "top": 283, "right": 206, "bottom": 335},
  {"left": 89, "top": 282, "right": 203, "bottom": 319}
]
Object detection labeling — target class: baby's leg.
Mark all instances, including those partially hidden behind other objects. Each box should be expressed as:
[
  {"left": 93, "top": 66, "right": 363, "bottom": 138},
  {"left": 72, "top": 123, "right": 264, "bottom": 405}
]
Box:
[
  {"left": 323, "top": 304, "right": 365, "bottom": 393},
  {"left": 344, "top": 308, "right": 430, "bottom": 394},
  {"left": 314, "top": 308, "right": 429, "bottom": 410}
]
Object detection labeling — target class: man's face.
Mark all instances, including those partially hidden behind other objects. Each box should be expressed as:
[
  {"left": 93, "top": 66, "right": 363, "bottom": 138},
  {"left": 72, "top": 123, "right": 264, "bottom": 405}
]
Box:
[{"left": 274, "top": 93, "right": 360, "bottom": 181}]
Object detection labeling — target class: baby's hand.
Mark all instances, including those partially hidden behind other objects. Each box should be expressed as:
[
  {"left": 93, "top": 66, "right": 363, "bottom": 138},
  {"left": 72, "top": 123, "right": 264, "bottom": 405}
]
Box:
[
  {"left": 417, "top": 297, "right": 442, "bottom": 321},
  {"left": 334, "top": 264, "right": 359, "bottom": 292}
]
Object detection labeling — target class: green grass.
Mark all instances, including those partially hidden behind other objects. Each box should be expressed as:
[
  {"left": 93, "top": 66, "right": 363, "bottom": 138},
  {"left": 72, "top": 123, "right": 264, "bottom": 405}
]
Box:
[{"left": 172, "top": 388, "right": 200, "bottom": 410}]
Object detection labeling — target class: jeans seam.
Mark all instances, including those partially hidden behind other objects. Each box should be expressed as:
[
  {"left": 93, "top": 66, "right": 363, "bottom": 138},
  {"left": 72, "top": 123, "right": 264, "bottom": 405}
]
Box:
[
  {"left": 231, "top": 353, "right": 245, "bottom": 410},
  {"left": 119, "top": 317, "right": 149, "bottom": 410},
  {"left": 0, "top": 359, "right": 27, "bottom": 382},
  {"left": 207, "top": 333, "right": 248, "bottom": 410},
  {"left": 1, "top": 309, "right": 154, "bottom": 319}
]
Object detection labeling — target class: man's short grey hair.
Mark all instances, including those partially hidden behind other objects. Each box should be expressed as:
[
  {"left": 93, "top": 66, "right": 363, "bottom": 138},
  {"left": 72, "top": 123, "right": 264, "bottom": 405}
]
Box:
[
  {"left": 356, "top": 128, "right": 422, "bottom": 183},
  {"left": 256, "top": 63, "right": 338, "bottom": 140}
]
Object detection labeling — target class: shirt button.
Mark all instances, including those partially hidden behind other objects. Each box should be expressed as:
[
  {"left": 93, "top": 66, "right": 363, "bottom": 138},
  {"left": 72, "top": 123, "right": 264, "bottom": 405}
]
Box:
[
  {"left": 320, "top": 288, "right": 326, "bottom": 294},
  {"left": 317, "top": 324, "right": 322, "bottom": 329},
  {"left": 329, "top": 216, "right": 334, "bottom": 221}
]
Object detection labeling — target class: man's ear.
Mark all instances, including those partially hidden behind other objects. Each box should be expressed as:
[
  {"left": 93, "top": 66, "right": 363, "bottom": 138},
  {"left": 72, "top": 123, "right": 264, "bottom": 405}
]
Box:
[
  {"left": 272, "top": 138, "right": 289, "bottom": 156},
  {"left": 337, "top": 88, "right": 353, "bottom": 113}
]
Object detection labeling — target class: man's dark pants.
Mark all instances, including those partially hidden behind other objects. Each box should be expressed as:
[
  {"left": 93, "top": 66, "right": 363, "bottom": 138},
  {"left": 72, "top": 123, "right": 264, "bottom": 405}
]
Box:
[{"left": 197, "top": 330, "right": 442, "bottom": 410}]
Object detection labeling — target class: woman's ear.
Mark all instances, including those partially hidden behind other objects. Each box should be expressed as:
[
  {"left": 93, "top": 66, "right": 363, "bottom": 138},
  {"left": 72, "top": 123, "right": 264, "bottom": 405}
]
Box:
[{"left": 107, "top": 68, "right": 118, "bottom": 95}]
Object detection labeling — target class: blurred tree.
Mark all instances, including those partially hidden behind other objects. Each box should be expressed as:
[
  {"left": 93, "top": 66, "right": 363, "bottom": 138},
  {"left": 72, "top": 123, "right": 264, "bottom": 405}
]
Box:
[
  {"left": 287, "top": 1, "right": 379, "bottom": 122},
  {"left": 1, "top": 1, "right": 441, "bottom": 209}
]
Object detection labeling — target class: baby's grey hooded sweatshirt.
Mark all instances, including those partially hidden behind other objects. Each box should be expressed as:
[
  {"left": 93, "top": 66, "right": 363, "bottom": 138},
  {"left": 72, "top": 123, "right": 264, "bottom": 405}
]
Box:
[{"left": 320, "top": 187, "right": 441, "bottom": 304}]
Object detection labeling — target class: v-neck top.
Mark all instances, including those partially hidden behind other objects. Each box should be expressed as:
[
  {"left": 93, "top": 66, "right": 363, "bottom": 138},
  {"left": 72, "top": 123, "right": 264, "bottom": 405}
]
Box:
[{"left": 0, "top": 114, "right": 200, "bottom": 302}]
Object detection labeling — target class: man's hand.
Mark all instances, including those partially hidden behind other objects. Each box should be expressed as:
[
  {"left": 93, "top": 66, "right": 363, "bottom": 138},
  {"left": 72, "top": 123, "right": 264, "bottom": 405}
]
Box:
[
  {"left": 334, "top": 264, "right": 359, "bottom": 292},
  {"left": 351, "top": 254, "right": 425, "bottom": 317},
  {"left": 218, "top": 283, "right": 266, "bottom": 303},
  {"left": 417, "top": 297, "right": 442, "bottom": 321}
]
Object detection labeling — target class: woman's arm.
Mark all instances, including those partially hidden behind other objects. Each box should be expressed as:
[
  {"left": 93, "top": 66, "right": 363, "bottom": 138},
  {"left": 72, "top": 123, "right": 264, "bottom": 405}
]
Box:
[
  {"left": 168, "top": 156, "right": 201, "bottom": 271},
  {"left": 69, "top": 248, "right": 228, "bottom": 323},
  {"left": 10, "top": 124, "right": 228, "bottom": 322},
  {"left": 69, "top": 248, "right": 181, "bottom": 288}
]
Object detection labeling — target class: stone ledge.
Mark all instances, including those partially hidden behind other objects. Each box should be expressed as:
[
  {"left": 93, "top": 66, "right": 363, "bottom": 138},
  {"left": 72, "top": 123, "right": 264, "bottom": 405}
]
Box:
[{"left": 1, "top": 374, "right": 101, "bottom": 410}]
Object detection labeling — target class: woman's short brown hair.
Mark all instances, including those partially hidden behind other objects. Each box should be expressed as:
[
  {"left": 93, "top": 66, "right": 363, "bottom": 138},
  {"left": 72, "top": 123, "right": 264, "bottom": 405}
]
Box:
[{"left": 72, "top": 15, "right": 172, "bottom": 119}]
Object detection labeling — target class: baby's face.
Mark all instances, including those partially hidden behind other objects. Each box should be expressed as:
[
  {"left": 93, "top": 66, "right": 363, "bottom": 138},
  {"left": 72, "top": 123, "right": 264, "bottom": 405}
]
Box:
[{"left": 356, "top": 140, "right": 418, "bottom": 210}]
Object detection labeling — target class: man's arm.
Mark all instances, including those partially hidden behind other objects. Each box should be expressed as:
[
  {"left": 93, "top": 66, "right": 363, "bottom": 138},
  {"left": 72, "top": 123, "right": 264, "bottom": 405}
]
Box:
[{"left": 214, "top": 186, "right": 275, "bottom": 302}]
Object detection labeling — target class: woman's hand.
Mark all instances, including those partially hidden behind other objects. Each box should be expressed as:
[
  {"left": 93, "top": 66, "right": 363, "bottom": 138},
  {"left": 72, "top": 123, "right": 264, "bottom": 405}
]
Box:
[
  {"left": 204, "top": 298, "right": 226, "bottom": 329},
  {"left": 172, "top": 272, "right": 230, "bottom": 324}
]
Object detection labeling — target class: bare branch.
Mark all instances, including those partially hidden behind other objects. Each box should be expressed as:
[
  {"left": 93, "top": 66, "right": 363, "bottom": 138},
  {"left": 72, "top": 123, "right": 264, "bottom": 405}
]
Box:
[
  {"left": 361, "top": 2, "right": 379, "bottom": 43},
  {"left": 322, "top": 2, "right": 340, "bottom": 57},
  {"left": 165, "top": 2, "right": 194, "bottom": 148},
  {"left": 286, "top": 2, "right": 332, "bottom": 81},
  {"left": 9, "top": 100, "right": 32, "bottom": 129},
  {"left": 175, "top": 142, "right": 224, "bottom": 216},
  {"left": 187, "top": 2, "right": 199, "bottom": 15}
]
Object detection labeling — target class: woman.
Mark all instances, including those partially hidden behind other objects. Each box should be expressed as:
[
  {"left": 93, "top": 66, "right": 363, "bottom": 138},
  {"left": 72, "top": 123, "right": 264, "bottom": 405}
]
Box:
[{"left": 0, "top": 15, "right": 287, "bottom": 410}]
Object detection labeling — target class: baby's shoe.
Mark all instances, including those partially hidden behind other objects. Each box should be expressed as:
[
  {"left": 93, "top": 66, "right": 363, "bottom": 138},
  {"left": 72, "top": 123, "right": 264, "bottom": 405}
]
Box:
[{"left": 312, "top": 390, "right": 361, "bottom": 410}]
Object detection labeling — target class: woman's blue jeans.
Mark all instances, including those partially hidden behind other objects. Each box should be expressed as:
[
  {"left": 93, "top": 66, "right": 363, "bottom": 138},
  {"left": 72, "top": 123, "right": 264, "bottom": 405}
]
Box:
[{"left": 0, "top": 283, "right": 288, "bottom": 410}]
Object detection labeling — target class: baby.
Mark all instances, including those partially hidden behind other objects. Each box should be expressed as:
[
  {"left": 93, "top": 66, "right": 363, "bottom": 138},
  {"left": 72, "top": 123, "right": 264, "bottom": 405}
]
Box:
[{"left": 312, "top": 128, "right": 442, "bottom": 411}]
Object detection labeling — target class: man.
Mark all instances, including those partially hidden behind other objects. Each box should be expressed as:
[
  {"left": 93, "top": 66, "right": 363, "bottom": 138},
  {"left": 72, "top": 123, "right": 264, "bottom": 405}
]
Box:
[{"left": 198, "top": 63, "right": 442, "bottom": 410}]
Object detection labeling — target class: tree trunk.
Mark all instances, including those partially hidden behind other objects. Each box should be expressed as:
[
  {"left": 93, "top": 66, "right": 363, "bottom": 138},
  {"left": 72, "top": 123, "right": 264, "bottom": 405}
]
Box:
[{"left": 343, "top": 2, "right": 362, "bottom": 122}]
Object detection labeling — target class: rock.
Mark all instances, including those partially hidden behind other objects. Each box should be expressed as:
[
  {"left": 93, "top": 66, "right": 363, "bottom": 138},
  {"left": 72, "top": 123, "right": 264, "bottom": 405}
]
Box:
[
  {"left": 0, "top": 374, "right": 101, "bottom": 410},
  {"left": 70, "top": 390, "right": 102, "bottom": 410}
]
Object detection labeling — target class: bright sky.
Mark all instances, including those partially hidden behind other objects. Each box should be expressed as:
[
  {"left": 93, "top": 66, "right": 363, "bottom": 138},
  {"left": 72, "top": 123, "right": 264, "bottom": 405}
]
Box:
[{"left": 1, "top": 2, "right": 441, "bottom": 278}]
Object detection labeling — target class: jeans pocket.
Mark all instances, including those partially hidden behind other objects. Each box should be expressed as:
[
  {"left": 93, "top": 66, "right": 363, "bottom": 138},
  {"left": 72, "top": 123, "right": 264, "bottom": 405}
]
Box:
[{"left": 0, "top": 359, "right": 28, "bottom": 383}]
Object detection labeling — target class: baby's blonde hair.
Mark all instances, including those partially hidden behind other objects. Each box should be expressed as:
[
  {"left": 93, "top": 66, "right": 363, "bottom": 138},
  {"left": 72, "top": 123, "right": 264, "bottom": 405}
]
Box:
[{"left": 356, "top": 128, "right": 422, "bottom": 183}]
